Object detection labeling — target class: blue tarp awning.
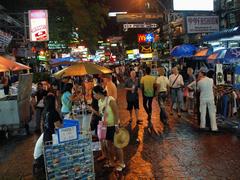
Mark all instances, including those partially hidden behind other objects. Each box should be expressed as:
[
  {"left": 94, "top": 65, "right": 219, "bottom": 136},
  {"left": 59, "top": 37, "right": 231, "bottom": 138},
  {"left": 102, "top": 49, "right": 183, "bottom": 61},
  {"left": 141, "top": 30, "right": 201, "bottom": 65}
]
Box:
[
  {"left": 202, "top": 26, "right": 240, "bottom": 42},
  {"left": 50, "top": 57, "right": 78, "bottom": 64}
]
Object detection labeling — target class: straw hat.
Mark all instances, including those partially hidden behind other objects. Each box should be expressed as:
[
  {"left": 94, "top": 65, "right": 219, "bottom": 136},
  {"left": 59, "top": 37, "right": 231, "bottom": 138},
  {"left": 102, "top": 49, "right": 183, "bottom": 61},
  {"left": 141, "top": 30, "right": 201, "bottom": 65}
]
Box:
[{"left": 114, "top": 128, "right": 130, "bottom": 149}]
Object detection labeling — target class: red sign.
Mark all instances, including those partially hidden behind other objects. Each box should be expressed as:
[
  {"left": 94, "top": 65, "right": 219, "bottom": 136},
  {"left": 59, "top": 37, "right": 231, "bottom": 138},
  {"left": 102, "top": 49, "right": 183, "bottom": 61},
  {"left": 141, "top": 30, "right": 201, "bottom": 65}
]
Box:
[{"left": 138, "top": 34, "right": 146, "bottom": 43}]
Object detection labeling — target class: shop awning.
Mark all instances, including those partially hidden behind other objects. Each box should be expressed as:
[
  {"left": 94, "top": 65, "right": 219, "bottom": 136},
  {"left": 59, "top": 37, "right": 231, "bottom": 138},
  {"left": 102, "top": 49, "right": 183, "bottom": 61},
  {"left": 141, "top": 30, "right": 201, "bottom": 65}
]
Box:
[{"left": 202, "top": 26, "right": 240, "bottom": 42}]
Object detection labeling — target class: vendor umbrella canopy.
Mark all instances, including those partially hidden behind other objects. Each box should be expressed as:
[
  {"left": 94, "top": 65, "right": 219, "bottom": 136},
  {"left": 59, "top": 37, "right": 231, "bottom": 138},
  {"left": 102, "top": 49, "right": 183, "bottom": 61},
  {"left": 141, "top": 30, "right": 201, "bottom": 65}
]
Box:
[
  {"left": 0, "top": 64, "right": 10, "bottom": 72},
  {"left": 218, "top": 48, "right": 240, "bottom": 64},
  {"left": 54, "top": 62, "right": 113, "bottom": 78},
  {"left": 50, "top": 57, "right": 79, "bottom": 67},
  {"left": 194, "top": 47, "right": 213, "bottom": 57},
  {"left": 170, "top": 44, "right": 197, "bottom": 58},
  {"left": 207, "top": 49, "right": 226, "bottom": 61},
  {"left": 0, "top": 56, "right": 30, "bottom": 71},
  {"left": 13, "top": 62, "right": 31, "bottom": 71}
]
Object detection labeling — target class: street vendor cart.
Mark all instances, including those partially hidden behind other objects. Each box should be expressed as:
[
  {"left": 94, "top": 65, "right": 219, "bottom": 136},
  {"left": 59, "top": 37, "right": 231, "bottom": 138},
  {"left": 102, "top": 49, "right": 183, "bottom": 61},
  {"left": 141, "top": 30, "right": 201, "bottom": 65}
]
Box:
[{"left": 0, "top": 73, "right": 32, "bottom": 137}]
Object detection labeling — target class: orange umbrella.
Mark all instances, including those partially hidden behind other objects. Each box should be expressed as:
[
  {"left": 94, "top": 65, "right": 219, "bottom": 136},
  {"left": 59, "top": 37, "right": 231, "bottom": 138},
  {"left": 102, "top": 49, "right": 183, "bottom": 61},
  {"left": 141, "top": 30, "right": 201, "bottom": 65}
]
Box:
[
  {"left": 0, "top": 64, "right": 9, "bottom": 72},
  {"left": 12, "top": 62, "right": 31, "bottom": 71},
  {"left": 0, "top": 56, "right": 30, "bottom": 71},
  {"left": 54, "top": 62, "right": 112, "bottom": 78},
  {"left": 0, "top": 56, "right": 18, "bottom": 69}
]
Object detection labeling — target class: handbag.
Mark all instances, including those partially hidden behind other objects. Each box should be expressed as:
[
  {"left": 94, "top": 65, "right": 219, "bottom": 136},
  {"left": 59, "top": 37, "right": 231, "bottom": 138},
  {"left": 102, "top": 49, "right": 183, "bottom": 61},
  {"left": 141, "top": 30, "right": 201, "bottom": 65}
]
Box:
[
  {"left": 97, "top": 97, "right": 109, "bottom": 140},
  {"left": 183, "top": 87, "right": 189, "bottom": 97},
  {"left": 97, "top": 121, "right": 107, "bottom": 140}
]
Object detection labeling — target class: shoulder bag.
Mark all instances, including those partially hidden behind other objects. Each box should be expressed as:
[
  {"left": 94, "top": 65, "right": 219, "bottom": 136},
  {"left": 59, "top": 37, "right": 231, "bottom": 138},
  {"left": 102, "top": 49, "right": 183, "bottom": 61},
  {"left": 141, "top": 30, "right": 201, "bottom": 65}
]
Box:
[{"left": 97, "top": 97, "right": 109, "bottom": 140}]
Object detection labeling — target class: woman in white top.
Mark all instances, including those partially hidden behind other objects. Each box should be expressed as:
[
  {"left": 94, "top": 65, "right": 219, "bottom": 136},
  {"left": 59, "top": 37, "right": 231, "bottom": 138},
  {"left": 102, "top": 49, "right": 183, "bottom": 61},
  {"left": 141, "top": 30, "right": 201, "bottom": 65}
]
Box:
[
  {"left": 156, "top": 67, "right": 170, "bottom": 126},
  {"left": 169, "top": 67, "right": 184, "bottom": 117},
  {"left": 92, "top": 85, "right": 125, "bottom": 171}
]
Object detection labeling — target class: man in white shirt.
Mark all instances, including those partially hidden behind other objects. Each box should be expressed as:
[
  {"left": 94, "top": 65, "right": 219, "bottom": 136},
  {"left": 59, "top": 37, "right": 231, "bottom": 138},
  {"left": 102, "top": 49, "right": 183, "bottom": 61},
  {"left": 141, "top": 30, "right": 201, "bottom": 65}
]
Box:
[
  {"left": 169, "top": 67, "right": 184, "bottom": 117},
  {"left": 156, "top": 67, "right": 170, "bottom": 126},
  {"left": 197, "top": 68, "right": 218, "bottom": 131}
]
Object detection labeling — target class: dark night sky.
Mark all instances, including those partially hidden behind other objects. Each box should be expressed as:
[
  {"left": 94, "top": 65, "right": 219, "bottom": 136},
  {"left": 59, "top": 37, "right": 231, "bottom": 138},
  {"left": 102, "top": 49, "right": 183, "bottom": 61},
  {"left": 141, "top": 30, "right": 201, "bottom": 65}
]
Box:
[{"left": 108, "top": 0, "right": 145, "bottom": 12}]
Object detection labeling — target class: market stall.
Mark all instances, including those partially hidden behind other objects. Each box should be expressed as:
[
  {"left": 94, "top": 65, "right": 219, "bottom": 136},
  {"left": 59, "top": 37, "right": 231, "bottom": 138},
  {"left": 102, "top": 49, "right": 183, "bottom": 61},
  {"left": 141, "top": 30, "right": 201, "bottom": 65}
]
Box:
[
  {"left": 42, "top": 62, "right": 113, "bottom": 178},
  {"left": 0, "top": 73, "right": 32, "bottom": 136},
  {"left": 0, "top": 56, "right": 31, "bottom": 137},
  {"left": 207, "top": 48, "right": 240, "bottom": 129}
]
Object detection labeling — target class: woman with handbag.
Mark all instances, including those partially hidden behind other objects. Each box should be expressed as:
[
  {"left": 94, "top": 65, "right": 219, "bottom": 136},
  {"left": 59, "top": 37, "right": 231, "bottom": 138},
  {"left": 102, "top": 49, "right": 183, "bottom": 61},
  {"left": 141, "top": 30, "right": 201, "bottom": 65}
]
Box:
[
  {"left": 92, "top": 85, "right": 125, "bottom": 171},
  {"left": 169, "top": 67, "right": 184, "bottom": 117}
]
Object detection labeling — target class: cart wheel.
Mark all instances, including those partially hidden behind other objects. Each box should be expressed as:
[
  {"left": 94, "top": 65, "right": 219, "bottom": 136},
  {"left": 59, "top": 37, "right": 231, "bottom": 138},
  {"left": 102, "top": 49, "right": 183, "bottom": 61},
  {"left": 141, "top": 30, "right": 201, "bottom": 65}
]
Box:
[
  {"left": 5, "top": 131, "right": 9, "bottom": 139},
  {"left": 2, "top": 125, "right": 9, "bottom": 139}
]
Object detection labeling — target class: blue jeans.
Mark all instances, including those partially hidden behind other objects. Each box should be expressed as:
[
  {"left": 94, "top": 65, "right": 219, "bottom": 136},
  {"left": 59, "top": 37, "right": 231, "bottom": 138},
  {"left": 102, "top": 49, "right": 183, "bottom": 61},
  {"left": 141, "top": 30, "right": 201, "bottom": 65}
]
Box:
[
  {"left": 171, "top": 88, "right": 184, "bottom": 112},
  {"left": 158, "top": 92, "right": 168, "bottom": 124}
]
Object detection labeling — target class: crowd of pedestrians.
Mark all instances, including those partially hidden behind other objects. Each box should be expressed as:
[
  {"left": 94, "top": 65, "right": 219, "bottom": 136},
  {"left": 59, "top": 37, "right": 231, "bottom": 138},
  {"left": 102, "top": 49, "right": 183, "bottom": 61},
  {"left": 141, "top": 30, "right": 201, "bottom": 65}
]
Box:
[
  {"left": 32, "top": 62, "right": 219, "bottom": 176},
  {"left": 121, "top": 63, "right": 218, "bottom": 134}
]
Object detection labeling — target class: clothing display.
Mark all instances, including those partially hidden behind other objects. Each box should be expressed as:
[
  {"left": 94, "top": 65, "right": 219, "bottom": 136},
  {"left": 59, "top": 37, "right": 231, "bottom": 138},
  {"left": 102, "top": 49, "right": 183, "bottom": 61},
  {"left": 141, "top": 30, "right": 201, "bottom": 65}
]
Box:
[{"left": 215, "top": 85, "right": 238, "bottom": 118}]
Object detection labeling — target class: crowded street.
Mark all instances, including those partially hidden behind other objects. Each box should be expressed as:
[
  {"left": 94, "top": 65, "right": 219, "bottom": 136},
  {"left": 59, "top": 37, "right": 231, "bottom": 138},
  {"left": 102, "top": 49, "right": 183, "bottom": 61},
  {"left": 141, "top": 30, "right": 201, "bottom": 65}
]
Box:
[
  {"left": 1, "top": 89, "right": 240, "bottom": 179},
  {"left": 1, "top": 0, "right": 240, "bottom": 179}
]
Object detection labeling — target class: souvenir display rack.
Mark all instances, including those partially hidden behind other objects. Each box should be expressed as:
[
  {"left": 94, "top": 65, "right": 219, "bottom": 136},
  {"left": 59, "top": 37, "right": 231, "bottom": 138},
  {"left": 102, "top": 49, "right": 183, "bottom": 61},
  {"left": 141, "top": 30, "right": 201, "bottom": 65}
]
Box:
[{"left": 44, "top": 134, "right": 95, "bottom": 180}]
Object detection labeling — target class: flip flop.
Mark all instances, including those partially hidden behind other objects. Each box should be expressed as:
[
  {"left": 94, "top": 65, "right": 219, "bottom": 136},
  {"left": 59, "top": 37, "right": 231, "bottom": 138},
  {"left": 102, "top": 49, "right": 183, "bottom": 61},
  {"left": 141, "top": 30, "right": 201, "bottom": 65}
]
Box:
[
  {"left": 104, "top": 162, "right": 115, "bottom": 168},
  {"left": 147, "top": 127, "right": 152, "bottom": 134},
  {"left": 129, "top": 118, "right": 133, "bottom": 123},
  {"left": 97, "top": 156, "right": 106, "bottom": 162},
  {"left": 137, "top": 119, "right": 143, "bottom": 125}
]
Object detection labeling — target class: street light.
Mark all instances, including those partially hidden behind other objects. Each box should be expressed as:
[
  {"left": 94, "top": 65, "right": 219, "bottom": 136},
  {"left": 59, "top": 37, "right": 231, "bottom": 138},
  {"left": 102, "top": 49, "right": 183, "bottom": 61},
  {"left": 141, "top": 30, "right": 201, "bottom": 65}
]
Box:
[{"left": 108, "top": 12, "right": 127, "bottom": 17}]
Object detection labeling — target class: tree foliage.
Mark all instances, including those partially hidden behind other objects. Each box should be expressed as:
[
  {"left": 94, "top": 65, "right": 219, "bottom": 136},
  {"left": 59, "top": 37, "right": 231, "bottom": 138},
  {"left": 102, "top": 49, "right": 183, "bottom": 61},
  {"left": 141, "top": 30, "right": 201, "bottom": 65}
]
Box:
[
  {"left": 65, "top": 0, "right": 108, "bottom": 50},
  {"left": 2, "top": 0, "right": 108, "bottom": 49}
]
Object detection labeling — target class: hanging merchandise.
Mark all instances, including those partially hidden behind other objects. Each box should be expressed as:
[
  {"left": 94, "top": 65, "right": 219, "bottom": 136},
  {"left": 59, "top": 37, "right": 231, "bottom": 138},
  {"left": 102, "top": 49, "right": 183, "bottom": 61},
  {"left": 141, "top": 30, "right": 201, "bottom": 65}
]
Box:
[
  {"left": 234, "top": 64, "right": 240, "bottom": 89},
  {"left": 216, "top": 64, "right": 224, "bottom": 85}
]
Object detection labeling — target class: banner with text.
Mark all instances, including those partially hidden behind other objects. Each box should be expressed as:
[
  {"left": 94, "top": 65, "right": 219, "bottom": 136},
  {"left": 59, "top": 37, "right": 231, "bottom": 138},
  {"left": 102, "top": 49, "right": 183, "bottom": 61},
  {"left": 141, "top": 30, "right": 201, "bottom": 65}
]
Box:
[
  {"left": 187, "top": 16, "right": 219, "bottom": 34},
  {"left": 29, "top": 10, "right": 49, "bottom": 42}
]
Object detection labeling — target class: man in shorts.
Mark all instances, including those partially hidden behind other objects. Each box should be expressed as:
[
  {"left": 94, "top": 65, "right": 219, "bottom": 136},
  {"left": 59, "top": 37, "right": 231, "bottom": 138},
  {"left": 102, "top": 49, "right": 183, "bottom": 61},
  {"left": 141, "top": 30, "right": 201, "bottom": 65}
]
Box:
[{"left": 125, "top": 70, "right": 141, "bottom": 124}]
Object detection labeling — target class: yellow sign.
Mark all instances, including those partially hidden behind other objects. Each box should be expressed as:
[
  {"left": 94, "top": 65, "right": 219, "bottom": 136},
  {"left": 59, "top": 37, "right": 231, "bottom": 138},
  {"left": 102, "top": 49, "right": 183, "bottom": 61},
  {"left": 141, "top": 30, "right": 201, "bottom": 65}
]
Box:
[{"left": 126, "top": 50, "right": 134, "bottom": 54}]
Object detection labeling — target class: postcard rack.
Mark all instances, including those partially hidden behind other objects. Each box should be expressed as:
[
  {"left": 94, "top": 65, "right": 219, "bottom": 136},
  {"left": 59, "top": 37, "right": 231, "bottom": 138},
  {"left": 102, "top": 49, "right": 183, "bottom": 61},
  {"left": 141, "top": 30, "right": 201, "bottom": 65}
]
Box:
[{"left": 43, "top": 134, "right": 95, "bottom": 180}]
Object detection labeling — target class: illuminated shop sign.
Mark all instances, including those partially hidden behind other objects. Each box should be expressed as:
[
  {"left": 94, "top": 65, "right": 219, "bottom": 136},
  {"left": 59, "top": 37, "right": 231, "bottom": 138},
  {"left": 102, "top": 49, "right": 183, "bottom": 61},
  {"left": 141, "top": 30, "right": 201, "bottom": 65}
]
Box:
[
  {"left": 137, "top": 33, "right": 154, "bottom": 43},
  {"left": 29, "top": 10, "right": 49, "bottom": 42}
]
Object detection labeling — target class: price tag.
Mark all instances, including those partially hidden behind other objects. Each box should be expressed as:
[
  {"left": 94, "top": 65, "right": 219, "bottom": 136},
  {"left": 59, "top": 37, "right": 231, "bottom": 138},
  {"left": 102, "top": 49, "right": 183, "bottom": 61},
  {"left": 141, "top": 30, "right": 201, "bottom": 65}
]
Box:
[{"left": 57, "top": 126, "right": 78, "bottom": 143}]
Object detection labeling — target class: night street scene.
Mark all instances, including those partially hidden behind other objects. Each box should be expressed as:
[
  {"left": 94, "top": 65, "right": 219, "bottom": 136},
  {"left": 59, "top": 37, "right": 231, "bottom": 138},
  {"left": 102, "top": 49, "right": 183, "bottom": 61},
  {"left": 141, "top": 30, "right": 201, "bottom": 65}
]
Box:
[{"left": 1, "top": 0, "right": 240, "bottom": 179}]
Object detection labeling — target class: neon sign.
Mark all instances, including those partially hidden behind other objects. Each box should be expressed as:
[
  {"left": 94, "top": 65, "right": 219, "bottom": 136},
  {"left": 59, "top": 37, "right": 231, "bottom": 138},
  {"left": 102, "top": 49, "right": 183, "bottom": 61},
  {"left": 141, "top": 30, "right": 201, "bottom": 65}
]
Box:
[{"left": 137, "top": 33, "right": 154, "bottom": 43}]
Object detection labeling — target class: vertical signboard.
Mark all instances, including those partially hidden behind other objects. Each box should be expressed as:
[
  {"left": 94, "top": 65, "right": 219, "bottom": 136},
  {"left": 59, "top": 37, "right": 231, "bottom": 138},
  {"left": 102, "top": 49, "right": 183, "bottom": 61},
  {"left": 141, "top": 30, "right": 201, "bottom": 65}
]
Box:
[{"left": 28, "top": 10, "right": 49, "bottom": 42}]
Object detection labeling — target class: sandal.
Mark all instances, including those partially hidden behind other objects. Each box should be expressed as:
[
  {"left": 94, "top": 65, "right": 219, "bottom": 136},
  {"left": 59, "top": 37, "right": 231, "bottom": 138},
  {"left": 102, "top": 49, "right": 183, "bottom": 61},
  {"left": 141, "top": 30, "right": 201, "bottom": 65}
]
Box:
[
  {"left": 97, "top": 156, "right": 106, "bottom": 162},
  {"left": 116, "top": 163, "right": 126, "bottom": 171},
  {"left": 104, "top": 161, "right": 115, "bottom": 168},
  {"left": 129, "top": 118, "right": 133, "bottom": 124},
  {"left": 137, "top": 119, "right": 143, "bottom": 125}
]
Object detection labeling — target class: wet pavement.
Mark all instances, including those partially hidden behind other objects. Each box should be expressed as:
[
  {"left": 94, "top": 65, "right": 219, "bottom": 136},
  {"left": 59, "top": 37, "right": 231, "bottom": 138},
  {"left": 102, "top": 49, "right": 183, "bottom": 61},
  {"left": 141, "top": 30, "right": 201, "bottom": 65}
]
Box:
[{"left": 1, "top": 88, "right": 240, "bottom": 179}]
